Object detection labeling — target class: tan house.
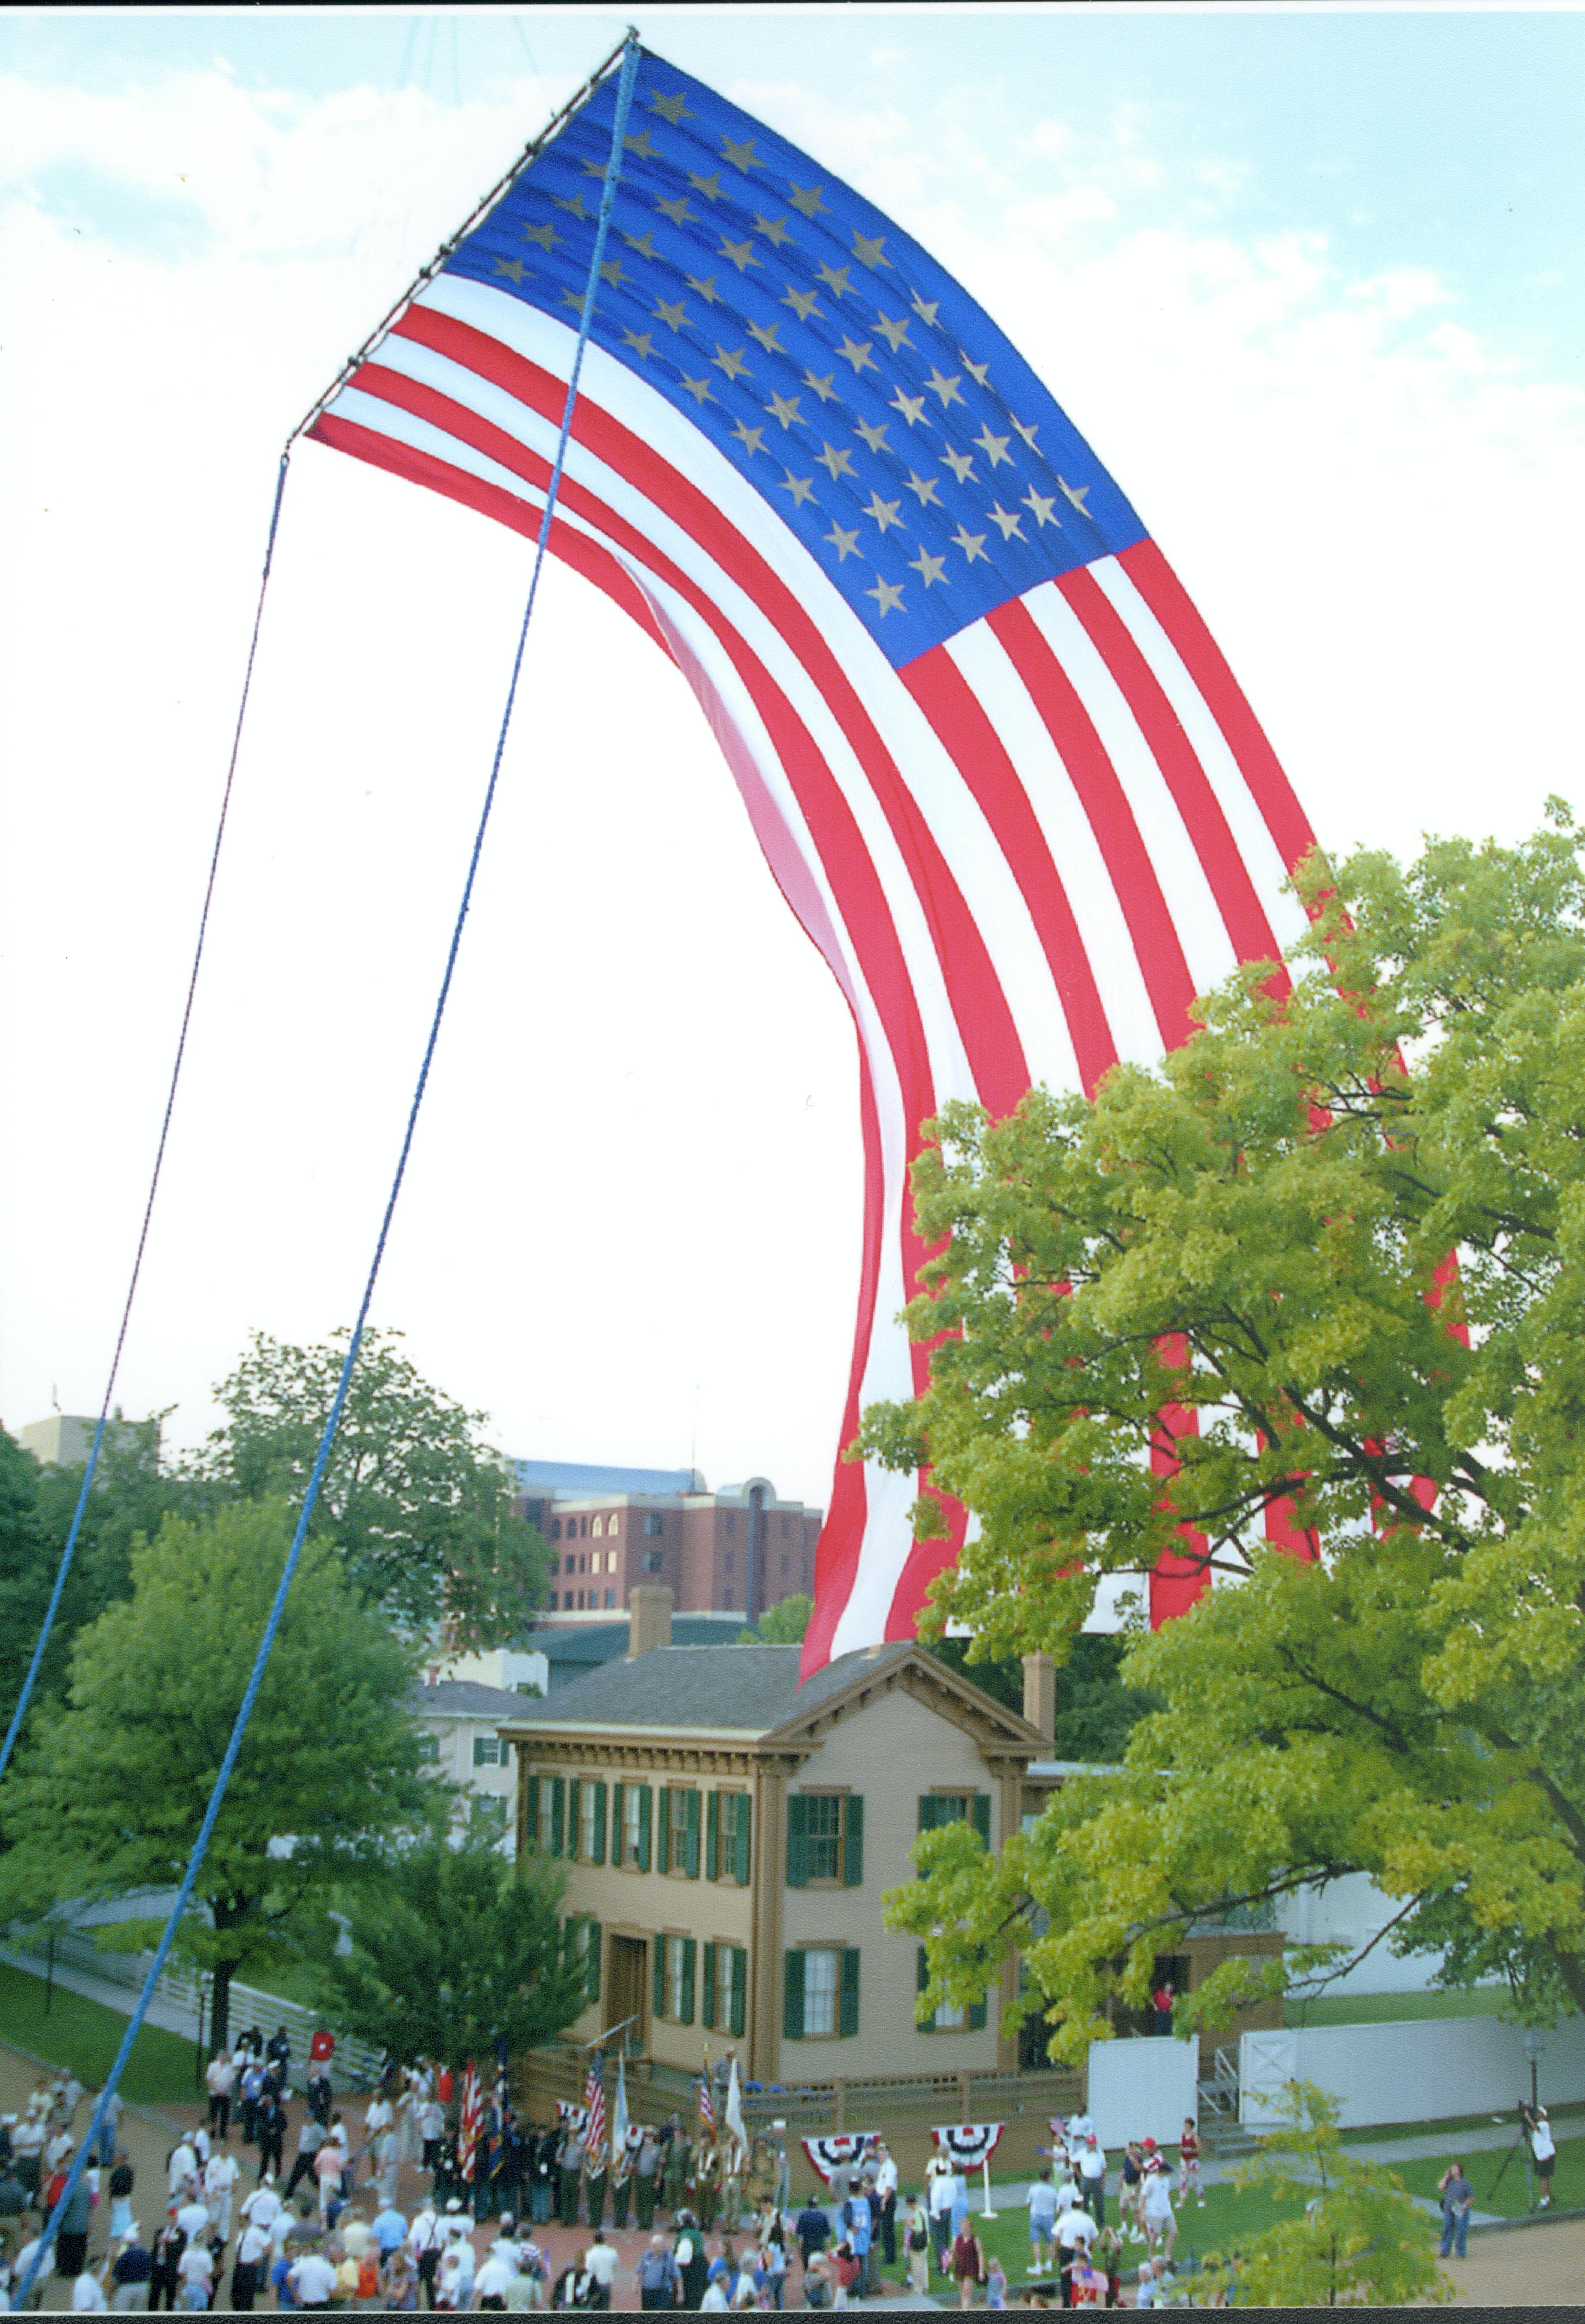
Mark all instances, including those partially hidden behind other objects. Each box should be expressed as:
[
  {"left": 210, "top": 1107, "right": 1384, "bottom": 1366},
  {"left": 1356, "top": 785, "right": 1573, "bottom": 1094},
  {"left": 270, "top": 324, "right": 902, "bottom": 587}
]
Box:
[{"left": 499, "top": 1589, "right": 1049, "bottom": 2085}]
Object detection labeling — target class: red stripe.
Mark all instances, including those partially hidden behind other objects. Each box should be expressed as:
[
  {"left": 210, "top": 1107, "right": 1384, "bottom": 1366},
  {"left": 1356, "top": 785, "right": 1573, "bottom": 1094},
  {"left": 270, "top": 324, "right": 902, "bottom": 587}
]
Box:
[
  {"left": 1058, "top": 565, "right": 1288, "bottom": 979},
  {"left": 385, "top": 304, "right": 1031, "bottom": 1118},
  {"left": 1148, "top": 1339, "right": 1212, "bottom": 1625},
  {"left": 988, "top": 596, "right": 1198, "bottom": 1051},
  {"left": 901, "top": 646, "right": 1116, "bottom": 1097},
  {"left": 1118, "top": 539, "right": 1317, "bottom": 878}
]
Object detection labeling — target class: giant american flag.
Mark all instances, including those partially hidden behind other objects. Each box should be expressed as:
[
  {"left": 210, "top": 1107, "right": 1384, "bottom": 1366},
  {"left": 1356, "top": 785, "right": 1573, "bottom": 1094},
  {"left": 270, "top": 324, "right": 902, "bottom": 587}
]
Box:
[{"left": 308, "top": 46, "right": 1318, "bottom": 1675}]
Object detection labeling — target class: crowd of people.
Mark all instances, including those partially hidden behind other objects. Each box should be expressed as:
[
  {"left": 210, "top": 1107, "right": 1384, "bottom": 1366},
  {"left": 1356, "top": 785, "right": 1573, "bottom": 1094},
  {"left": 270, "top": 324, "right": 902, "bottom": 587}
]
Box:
[{"left": 0, "top": 2041, "right": 1237, "bottom": 2312}]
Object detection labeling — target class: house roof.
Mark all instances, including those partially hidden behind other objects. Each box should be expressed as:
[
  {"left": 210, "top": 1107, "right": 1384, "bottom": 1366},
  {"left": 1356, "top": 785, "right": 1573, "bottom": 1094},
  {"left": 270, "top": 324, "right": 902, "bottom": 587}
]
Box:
[
  {"left": 498, "top": 1639, "right": 1044, "bottom": 1753},
  {"left": 413, "top": 1679, "right": 534, "bottom": 1720}
]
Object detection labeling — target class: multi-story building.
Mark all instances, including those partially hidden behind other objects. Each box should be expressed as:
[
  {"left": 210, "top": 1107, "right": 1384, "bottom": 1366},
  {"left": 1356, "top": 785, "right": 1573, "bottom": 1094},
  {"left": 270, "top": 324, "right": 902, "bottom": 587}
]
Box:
[
  {"left": 412, "top": 1677, "right": 533, "bottom": 1853},
  {"left": 512, "top": 1459, "right": 822, "bottom": 1627}
]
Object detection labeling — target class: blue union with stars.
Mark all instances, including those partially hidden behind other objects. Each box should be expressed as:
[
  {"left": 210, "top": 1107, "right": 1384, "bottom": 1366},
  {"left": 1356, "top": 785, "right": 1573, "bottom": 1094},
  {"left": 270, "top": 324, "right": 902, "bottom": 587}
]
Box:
[{"left": 444, "top": 49, "right": 1149, "bottom": 672}]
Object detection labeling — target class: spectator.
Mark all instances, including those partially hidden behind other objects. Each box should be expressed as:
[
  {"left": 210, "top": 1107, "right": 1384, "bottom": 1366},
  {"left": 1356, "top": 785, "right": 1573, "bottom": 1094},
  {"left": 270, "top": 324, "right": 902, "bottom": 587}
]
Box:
[
  {"left": 110, "top": 2227, "right": 154, "bottom": 2313},
  {"left": 583, "top": 2230, "right": 617, "bottom": 2311},
  {"left": 1438, "top": 2162, "right": 1473, "bottom": 2261},
  {"left": 230, "top": 2217, "right": 272, "bottom": 2311},
  {"left": 795, "top": 2194, "right": 829, "bottom": 2275},
  {"left": 1176, "top": 2120, "right": 1202, "bottom": 2211},
  {"left": 1078, "top": 2134, "right": 1108, "bottom": 2225},
  {"left": 634, "top": 2235, "right": 678, "bottom": 2311},
  {"left": 1027, "top": 2166, "right": 1057, "bottom": 2277},
  {"left": 1150, "top": 1980, "right": 1176, "bottom": 2036},
  {"left": 900, "top": 2195, "right": 930, "bottom": 2298},
  {"left": 950, "top": 2221, "right": 985, "bottom": 2311},
  {"left": 204, "top": 2055, "right": 235, "bottom": 2146},
  {"left": 872, "top": 2142, "right": 898, "bottom": 2268},
  {"left": 72, "top": 2258, "right": 109, "bottom": 2313},
  {"left": 289, "top": 2246, "right": 337, "bottom": 2311},
  {"left": 927, "top": 2157, "right": 956, "bottom": 2275},
  {"left": 1525, "top": 2105, "right": 1557, "bottom": 2210},
  {"left": 1141, "top": 2160, "right": 1177, "bottom": 2261}
]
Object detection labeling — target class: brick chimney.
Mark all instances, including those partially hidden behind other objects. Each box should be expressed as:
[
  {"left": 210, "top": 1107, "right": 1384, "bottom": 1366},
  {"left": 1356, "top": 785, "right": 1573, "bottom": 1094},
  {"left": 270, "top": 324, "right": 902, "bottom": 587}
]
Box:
[
  {"left": 628, "top": 1585, "right": 674, "bottom": 1658},
  {"left": 1022, "top": 1652, "right": 1056, "bottom": 1745}
]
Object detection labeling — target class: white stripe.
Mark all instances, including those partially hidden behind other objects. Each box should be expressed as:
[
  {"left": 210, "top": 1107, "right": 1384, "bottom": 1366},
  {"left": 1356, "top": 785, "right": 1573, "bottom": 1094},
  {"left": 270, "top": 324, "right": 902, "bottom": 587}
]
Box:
[
  {"left": 405, "top": 281, "right": 1083, "bottom": 1103},
  {"left": 1022, "top": 580, "right": 1240, "bottom": 1002},
  {"left": 945, "top": 620, "right": 1159, "bottom": 1072},
  {"left": 1089, "top": 558, "right": 1309, "bottom": 956}
]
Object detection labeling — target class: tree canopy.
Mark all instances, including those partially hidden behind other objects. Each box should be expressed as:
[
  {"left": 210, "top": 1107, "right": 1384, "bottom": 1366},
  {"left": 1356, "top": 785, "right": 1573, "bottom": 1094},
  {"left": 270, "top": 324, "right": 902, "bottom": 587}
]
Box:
[
  {"left": 189, "top": 1328, "right": 547, "bottom": 1646},
  {"left": 0, "top": 1499, "right": 432, "bottom": 2049},
  {"left": 320, "top": 1830, "right": 588, "bottom": 2067},
  {"left": 863, "top": 813, "right": 1585, "bottom": 2047},
  {"left": 737, "top": 1592, "right": 814, "bottom": 1646}
]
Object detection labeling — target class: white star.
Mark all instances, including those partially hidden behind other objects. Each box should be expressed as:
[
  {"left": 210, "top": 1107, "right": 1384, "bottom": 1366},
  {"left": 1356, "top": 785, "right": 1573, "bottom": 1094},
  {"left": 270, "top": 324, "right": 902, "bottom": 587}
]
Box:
[
  {"left": 987, "top": 503, "right": 1026, "bottom": 542},
  {"left": 907, "top": 548, "right": 947, "bottom": 587},
  {"left": 1022, "top": 487, "right": 1059, "bottom": 529},
  {"left": 1057, "top": 475, "right": 1092, "bottom": 516},
  {"left": 974, "top": 426, "right": 1013, "bottom": 469},
  {"left": 865, "top": 576, "right": 906, "bottom": 617},
  {"left": 950, "top": 524, "right": 988, "bottom": 564}
]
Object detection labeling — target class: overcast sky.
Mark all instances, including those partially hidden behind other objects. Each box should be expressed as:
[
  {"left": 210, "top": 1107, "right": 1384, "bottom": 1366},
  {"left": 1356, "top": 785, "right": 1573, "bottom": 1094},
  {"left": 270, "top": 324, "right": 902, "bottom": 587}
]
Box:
[{"left": 3, "top": 4, "right": 1582, "bottom": 1510}]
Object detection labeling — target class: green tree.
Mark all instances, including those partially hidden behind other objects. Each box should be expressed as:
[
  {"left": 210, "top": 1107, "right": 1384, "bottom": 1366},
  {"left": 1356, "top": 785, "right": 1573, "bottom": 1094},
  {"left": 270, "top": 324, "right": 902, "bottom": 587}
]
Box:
[
  {"left": 926, "top": 1632, "right": 1160, "bottom": 1760},
  {"left": 192, "top": 1329, "right": 547, "bottom": 1645},
  {"left": 1213, "top": 2083, "right": 1449, "bottom": 2307},
  {"left": 737, "top": 1592, "right": 814, "bottom": 1645},
  {"left": 320, "top": 1831, "right": 588, "bottom": 2067},
  {"left": 0, "top": 1500, "right": 432, "bottom": 2050},
  {"left": 863, "top": 813, "right": 1585, "bottom": 2048},
  {"left": 0, "top": 1418, "right": 215, "bottom": 1738}
]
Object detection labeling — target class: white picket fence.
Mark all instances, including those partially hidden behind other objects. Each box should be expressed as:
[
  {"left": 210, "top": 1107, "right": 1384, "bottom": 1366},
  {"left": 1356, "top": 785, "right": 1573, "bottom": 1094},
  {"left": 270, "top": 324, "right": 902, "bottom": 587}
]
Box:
[{"left": 7, "top": 1924, "right": 383, "bottom": 2090}]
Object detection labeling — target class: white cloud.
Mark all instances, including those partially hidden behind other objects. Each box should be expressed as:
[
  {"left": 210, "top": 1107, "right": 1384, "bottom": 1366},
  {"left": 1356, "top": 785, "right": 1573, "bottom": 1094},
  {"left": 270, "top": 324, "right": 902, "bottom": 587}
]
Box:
[{"left": 2, "top": 56, "right": 1581, "bottom": 1505}]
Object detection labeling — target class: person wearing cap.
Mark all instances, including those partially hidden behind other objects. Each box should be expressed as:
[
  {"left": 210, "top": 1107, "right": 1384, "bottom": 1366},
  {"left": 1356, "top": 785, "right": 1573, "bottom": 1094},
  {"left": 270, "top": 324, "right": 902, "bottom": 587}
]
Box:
[
  {"left": 1078, "top": 2132, "right": 1107, "bottom": 2227},
  {"left": 109, "top": 2226, "right": 153, "bottom": 2313}
]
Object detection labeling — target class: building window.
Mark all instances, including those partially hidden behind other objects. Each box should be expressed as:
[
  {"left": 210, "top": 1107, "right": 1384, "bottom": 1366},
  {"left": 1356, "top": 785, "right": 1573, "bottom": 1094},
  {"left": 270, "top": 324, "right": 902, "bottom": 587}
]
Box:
[
  {"left": 472, "top": 1736, "right": 502, "bottom": 1767},
  {"left": 580, "top": 1517, "right": 588, "bottom": 1538},
  {"left": 702, "top": 1941, "right": 747, "bottom": 2038},
  {"left": 527, "top": 1773, "right": 568, "bottom": 1856},
  {"left": 643, "top": 1550, "right": 664, "bottom": 1574},
  {"left": 577, "top": 1779, "right": 609, "bottom": 1862},
  {"left": 707, "top": 1791, "right": 751, "bottom": 1884},
  {"left": 786, "top": 1793, "right": 863, "bottom": 1887},
  {"left": 783, "top": 1945, "right": 859, "bottom": 2039},
  {"left": 917, "top": 1946, "right": 988, "bottom": 2032},
  {"left": 604, "top": 1587, "right": 615, "bottom": 1608},
  {"left": 415, "top": 1733, "right": 439, "bottom": 1764},
  {"left": 614, "top": 1780, "right": 652, "bottom": 1870},
  {"left": 551, "top": 1518, "right": 562, "bottom": 1541},
  {"left": 653, "top": 1932, "right": 697, "bottom": 2024},
  {"left": 919, "top": 1793, "right": 992, "bottom": 1845},
  {"left": 660, "top": 1785, "right": 702, "bottom": 1877},
  {"left": 643, "top": 1514, "right": 664, "bottom": 1537},
  {"left": 564, "top": 1915, "right": 601, "bottom": 2006},
  {"left": 608, "top": 1513, "right": 619, "bottom": 1536}
]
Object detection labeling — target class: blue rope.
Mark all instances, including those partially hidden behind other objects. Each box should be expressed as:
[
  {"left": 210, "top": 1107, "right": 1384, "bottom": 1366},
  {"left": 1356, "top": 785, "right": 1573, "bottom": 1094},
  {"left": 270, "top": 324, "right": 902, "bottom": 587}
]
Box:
[
  {"left": 9, "top": 36, "right": 640, "bottom": 2308},
  {"left": 0, "top": 447, "right": 293, "bottom": 1789}
]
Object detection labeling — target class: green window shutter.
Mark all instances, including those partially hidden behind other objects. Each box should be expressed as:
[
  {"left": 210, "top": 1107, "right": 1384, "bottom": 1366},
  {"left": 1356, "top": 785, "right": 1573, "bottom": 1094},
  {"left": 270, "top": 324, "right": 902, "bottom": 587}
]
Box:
[
  {"left": 637, "top": 1784, "right": 652, "bottom": 1873},
  {"left": 568, "top": 1778, "right": 581, "bottom": 1858},
  {"left": 680, "top": 1936, "right": 697, "bottom": 2025},
  {"left": 586, "top": 1920, "right": 603, "bottom": 2006},
  {"left": 657, "top": 1786, "right": 671, "bottom": 1875},
  {"left": 917, "top": 1795, "right": 936, "bottom": 1834},
  {"left": 551, "top": 1776, "right": 565, "bottom": 1859},
  {"left": 968, "top": 1988, "right": 988, "bottom": 2032},
  {"left": 842, "top": 1794, "right": 865, "bottom": 1888},
  {"left": 702, "top": 1942, "right": 718, "bottom": 2030},
  {"left": 916, "top": 1944, "right": 932, "bottom": 2030},
  {"left": 525, "top": 1775, "right": 540, "bottom": 1849},
  {"left": 786, "top": 1793, "right": 810, "bottom": 1888},
  {"left": 592, "top": 1781, "right": 608, "bottom": 1866},
  {"left": 783, "top": 1950, "right": 805, "bottom": 2040},
  {"left": 611, "top": 1782, "right": 625, "bottom": 1868},
  {"left": 972, "top": 1794, "right": 992, "bottom": 1848},
  {"left": 839, "top": 1947, "right": 860, "bottom": 2039},
  {"left": 653, "top": 1934, "right": 667, "bottom": 2021},
  {"left": 732, "top": 1794, "right": 751, "bottom": 1887},
  {"left": 682, "top": 1790, "right": 701, "bottom": 1880},
  {"left": 730, "top": 1946, "right": 747, "bottom": 2040},
  {"left": 706, "top": 1791, "right": 720, "bottom": 1883}
]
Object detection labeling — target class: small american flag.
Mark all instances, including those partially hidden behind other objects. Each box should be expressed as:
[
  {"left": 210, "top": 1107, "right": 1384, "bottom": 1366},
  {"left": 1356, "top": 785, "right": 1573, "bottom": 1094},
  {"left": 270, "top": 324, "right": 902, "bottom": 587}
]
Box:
[
  {"left": 698, "top": 2049, "right": 716, "bottom": 2138},
  {"left": 458, "top": 2060, "right": 483, "bottom": 2183},
  {"left": 583, "top": 2054, "right": 606, "bottom": 2162}
]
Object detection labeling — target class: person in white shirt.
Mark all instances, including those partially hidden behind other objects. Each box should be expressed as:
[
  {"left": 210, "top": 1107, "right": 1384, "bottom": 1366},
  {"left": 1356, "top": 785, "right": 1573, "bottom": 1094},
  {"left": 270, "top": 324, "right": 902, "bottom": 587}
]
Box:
[
  {"left": 166, "top": 2141, "right": 198, "bottom": 2200},
  {"left": 72, "top": 2264, "right": 109, "bottom": 2313},
  {"left": 175, "top": 2195, "right": 210, "bottom": 2250},
  {"left": 1141, "top": 2164, "right": 1177, "bottom": 2261},
  {"left": 204, "top": 2054, "right": 235, "bottom": 2145},
  {"left": 872, "top": 2143, "right": 900, "bottom": 2268},
  {"left": 290, "top": 2247, "right": 338, "bottom": 2309},
  {"left": 1078, "top": 2134, "right": 1108, "bottom": 2225},
  {"left": 175, "top": 2239, "right": 213, "bottom": 2306},
  {"left": 474, "top": 2249, "right": 516, "bottom": 2308},
  {"left": 584, "top": 2229, "right": 618, "bottom": 2302},
  {"left": 203, "top": 2148, "right": 239, "bottom": 2241},
  {"left": 239, "top": 2179, "right": 281, "bottom": 2236},
  {"left": 232, "top": 2219, "right": 273, "bottom": 2311}
]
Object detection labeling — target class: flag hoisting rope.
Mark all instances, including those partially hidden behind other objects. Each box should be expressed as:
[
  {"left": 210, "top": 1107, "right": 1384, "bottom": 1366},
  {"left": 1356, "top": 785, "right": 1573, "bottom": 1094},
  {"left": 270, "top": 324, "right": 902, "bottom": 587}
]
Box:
[{"left": 7, "top": 33, "right": 641, "bottom": 2306}]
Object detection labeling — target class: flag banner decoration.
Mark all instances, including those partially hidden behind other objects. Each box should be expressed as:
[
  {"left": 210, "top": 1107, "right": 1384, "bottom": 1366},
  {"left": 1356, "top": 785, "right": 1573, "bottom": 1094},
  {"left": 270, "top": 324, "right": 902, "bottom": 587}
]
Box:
[
  {"left": 611, "top": 2055, "right": 631, "bottom": 2164},
  {"left": 801, "top": 2132, "right": 881, "bottom": 2184},
  {"left": 724, "top": 2057, "right": 749, "bottom": 2159},
  {"left": 556, "top": 2099, "right": 591, "bottom": 2136},
  {"left": 309, "top": 47, "right": 1317, "bottom": 1672},
  {"left": 583, "top": 2053, "right": 608, "bottom": 2161},
  {"left": 698, "top": 2065, "right": 716, "bottom": 2137},
  {"left": 458, "top": 2060, "right": 483, "bottom": 2183},
  {"left": 932, "top": 2121, "right": 1004, "bottom": 2168}
]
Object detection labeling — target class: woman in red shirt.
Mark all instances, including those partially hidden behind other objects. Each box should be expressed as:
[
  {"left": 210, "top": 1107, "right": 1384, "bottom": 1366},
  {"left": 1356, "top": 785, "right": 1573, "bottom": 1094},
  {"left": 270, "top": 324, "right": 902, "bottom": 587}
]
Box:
[{"left": 951, "top": 2223, "right": 985, "bottom": 2309}]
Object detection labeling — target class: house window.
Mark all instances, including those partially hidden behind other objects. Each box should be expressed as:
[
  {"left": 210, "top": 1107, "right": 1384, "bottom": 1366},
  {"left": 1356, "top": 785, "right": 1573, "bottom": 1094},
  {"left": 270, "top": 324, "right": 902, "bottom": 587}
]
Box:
[
  {"left": 579, "top": 1782, "right": 600, "bottom": 1860},
  {"left": 786, "top": 1793, "right": 863, "bottom": 1887},
  {"left": 653, "top": 1933, "right": 696, "bottom": 2024},
  {"left": 472, "top": 1736, "right": 502, "bottom": 1767},
  {"left": 616, "top": 1780, "right": 652, "bottom": 1870},
  {"left": 917, "top": 1946, "right": 988, "bottom": 2032},
  {"left": 564, "top": 1915, "right": 601, "bottom": 2006},
  {"left": 783, "top": 1945, "right": 859, "bottom": 2039},
  {"left": 660, "top": 1785, "right": 702, "bottom": 1877},
  {"left": 644, "top": 1514, "right": 664, "bottom": 1537},
  {"left": 415, "top": 1733, "right": 439, "bottom": 1764},
  {"left": 919, "top": 1793, "right": 992, "bottom": 1845},
  {"left": 703, "top": 1941, "right": 748, "bottom": 2038},
  {"left": 706, "top": 1791, "right": 751, "bottom": 1884}
]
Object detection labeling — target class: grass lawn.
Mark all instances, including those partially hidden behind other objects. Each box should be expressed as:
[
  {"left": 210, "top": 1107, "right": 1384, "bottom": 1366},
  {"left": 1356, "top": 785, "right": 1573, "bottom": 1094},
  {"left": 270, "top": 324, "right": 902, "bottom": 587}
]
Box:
[
  {"left": 940, "top": 2180, "right": 1311, "bottom": 2296},
  {"left": 0, "top": 1961, "right": 201, "bottom": 2108},
  {"left": 1393, "top": 2138, "right": 1585, "bottom": 2221},
  {"left": 1289, "top": 1986, "right": 1521, "bottom": 2028}
]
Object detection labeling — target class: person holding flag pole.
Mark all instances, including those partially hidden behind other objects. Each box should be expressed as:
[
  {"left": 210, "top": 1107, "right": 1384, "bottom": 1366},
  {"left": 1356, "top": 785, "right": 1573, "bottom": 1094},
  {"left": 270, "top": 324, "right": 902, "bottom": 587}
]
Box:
[
  {"left": 609, "top": 2055, "right": 633, "bottom": 2231},
  {"left": 584, "top": 2054, "right": 609, "bottom": 2231},
  {"left": 723, "top": 2059, "right": 749, "bottom": 2234}
]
